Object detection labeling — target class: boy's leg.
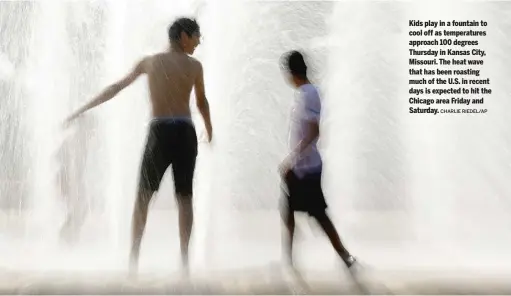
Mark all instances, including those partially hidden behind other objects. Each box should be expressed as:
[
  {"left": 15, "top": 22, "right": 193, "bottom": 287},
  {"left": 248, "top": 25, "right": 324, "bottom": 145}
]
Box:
[
  {"left": 130, "top": 187, "right": 154, "bottom": 273},
  {"left": 313, "top": 211, "right": 354, "bottom": 266},
  {"left": 280, "top": 170, "right": 297, "bottom": 266},
  {"left": 176, "top": 195, "right": 193, "bottom": 271},
  {"left": 130, "top": 122, "right": 169, "bottom": 274},
  {"left": 171, "top": 121, "right": 198, "bottom": 272},
  {"left": 280, "top": 199, "right": 295, "bottom": 266},
  {"left": 305, "top": 172, "right": 355, "bottom": 267}
]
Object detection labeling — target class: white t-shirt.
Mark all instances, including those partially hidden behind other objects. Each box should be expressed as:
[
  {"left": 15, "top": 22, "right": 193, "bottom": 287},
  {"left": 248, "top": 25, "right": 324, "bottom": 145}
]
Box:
[{"left": 289, "top": 83, "right": 322, "bottom": 178}]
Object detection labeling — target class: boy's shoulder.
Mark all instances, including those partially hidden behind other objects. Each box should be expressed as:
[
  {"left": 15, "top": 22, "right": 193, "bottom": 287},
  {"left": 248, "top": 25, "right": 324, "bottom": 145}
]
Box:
[{"left": 300, "top": 84, "right": 322, "bottom": 102}]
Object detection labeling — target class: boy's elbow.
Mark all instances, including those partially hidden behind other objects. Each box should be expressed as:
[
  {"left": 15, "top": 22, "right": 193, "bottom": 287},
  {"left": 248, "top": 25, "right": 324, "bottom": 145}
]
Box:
[
  {"left": 309, "top": 122, "right": 320, "bottom": 138},
  {"left": 109, "top": 83, "right": 123, "bottom": 94},
  {"left": 196, "top": 96, "right": 209, "bottom": 109},
  {"left": 314, "top": 122, "right": 320, "bottom": 134}
]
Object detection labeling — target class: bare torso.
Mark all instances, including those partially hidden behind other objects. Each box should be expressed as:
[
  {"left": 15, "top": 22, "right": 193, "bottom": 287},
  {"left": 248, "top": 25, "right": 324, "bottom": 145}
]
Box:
[{"left": 141, "top": 51, "right": 201, "bottom": 118}]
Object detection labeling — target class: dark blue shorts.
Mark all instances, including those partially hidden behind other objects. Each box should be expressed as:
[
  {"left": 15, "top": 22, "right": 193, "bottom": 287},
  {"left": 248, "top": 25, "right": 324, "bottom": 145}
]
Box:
[
  {"left": 138, "top": 118, "right": 197, "bottom": 196},
  {"left": 281, "top": 170, "right": 327, "bottom": 217}
]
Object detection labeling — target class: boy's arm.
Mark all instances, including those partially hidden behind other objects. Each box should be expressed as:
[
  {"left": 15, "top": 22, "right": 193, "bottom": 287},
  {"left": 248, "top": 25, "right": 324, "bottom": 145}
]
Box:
[
  {"left": 194, "top": 61, "right": 212, "bottom": 142},
  {"left": 66, "top": 59, "right": 146, "bottom": 123},
  {"left": 279, "top": 91, "right": 321, "bottom": 175},
  {"left": 291, "top": 121, "right": 319, "bottom": 158}
]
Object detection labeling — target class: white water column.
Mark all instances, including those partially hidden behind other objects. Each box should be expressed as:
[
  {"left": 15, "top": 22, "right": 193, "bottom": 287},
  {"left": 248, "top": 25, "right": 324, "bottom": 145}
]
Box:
[
  {"left": 325, "top": 2, "right": 411, "bottom": 268},
  {"left": 24, "top": 2, "right": 73, "bottom": 242},
  {"left": 101, "top": 0, "right": 128, "bottom": 249}
]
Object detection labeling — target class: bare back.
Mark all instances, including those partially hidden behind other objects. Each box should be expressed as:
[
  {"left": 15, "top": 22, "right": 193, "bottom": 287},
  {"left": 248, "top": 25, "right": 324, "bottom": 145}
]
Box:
[{"left": 142, "top": 51, "right": 201, "bottom": 118}]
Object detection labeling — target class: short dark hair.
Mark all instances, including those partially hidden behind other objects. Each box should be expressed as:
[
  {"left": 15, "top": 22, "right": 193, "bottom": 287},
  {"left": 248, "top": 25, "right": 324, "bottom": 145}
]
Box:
[
  {"left": 281, "top": 50, "right": 308, "bottom": 79},
  {"left": 168, "top": 17, "right": 200, "bottom": 43}
]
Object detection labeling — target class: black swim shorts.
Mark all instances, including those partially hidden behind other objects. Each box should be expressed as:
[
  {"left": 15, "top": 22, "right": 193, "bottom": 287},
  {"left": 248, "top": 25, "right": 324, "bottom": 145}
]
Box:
[
  {"left": 281, "top": 170, "right": 327, "bottom": 217},
  {"left": 138, "top": 118, "right": 197, "bottom": 196}
]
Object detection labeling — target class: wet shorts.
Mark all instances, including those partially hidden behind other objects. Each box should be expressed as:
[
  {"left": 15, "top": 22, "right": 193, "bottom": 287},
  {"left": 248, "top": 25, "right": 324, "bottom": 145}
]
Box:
[
  {"left": 281, "top": 170, "right": 327, "bottom": 217},
  {"left": 138, "top": 117, "right": 197, "bottom": 196}
]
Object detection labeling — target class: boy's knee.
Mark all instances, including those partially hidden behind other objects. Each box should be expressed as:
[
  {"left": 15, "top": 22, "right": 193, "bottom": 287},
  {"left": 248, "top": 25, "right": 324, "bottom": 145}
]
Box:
[
  {"left": 135, "top": 189, "right": 154, "bottom": 211},
  {"left": 176, "top": 195, "right": 193, "bottom": 211},
  {"left": 311, "top": 210, "right": 329, "bottom": 222}
]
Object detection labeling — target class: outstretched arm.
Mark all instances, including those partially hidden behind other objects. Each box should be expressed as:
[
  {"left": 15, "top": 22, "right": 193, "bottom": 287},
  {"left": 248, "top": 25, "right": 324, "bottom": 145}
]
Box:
[
  {"left": 66, "top": 59, "right": 146, "bottom": 123},
  {"left": 194, "top": 62, "right": 212, "bottom": 142}
]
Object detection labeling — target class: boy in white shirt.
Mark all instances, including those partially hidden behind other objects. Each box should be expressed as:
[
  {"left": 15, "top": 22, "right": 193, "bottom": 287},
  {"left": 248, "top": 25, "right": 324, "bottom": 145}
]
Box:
[{"left": 279, "top": 50, "right": 356, "bottom": 269}]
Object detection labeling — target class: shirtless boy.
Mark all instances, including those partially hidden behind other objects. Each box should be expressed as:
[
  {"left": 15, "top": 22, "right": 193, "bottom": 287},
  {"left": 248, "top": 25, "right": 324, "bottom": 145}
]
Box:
[{"left": 65, "top": 17, "right": 212, "bottom": 274}]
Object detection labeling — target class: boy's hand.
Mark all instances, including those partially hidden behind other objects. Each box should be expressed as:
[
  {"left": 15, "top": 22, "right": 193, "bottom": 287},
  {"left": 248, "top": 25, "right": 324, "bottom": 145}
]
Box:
[
  {"left": 206, "top": 125, "right": 213, "bottom": 143},
  {"left": 62, "top": 113, "right": 79, "bottom": 129},
  {"left": 278, "top": 153, "right": 296, "bottom": 177}
]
